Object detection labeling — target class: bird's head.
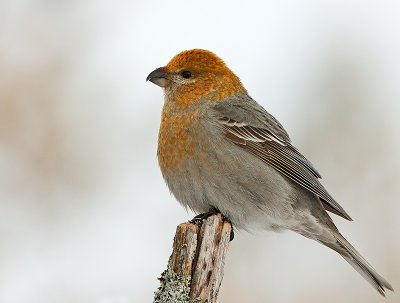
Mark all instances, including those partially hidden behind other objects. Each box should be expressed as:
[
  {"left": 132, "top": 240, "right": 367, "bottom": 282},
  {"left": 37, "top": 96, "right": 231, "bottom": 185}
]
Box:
[{"left": 146, "top": 49, "right": 246, "bottom": 106}]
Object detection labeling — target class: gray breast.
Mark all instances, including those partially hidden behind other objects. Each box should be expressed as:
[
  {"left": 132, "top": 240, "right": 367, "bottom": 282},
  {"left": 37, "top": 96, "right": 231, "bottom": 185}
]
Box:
[{"left": 162, "top": 120, "right": 309, "bottom": 231}]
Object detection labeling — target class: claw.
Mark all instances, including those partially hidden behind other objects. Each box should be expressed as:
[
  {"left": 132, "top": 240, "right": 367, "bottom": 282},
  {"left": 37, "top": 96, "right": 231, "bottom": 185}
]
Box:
[
  {"left": 190, "top": 209, "right": 235, "bottom": 241},
  {"left": 190, "top": 208, "right": 219, "bottom": 225},
  {"left": 229, "top": 228, "right": 235, "bottom": 241}
]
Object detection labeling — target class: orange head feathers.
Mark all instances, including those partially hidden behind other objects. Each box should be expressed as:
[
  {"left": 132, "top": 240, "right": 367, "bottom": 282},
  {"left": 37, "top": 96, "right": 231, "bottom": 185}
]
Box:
[{"left": 147, "top": 49, "right": 246, "bottom": 106}]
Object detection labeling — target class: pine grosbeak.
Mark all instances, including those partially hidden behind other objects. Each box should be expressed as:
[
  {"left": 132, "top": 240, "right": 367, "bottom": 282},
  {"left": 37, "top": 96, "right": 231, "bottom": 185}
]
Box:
[{"left": 146, "top": 49, "right": 393, "bottom": 295}]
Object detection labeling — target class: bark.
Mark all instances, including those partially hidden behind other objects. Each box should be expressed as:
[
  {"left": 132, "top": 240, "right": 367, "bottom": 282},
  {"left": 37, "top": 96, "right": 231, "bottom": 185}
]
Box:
[{"left": 154, "top": 214, "right": 232, "bottom": 303}]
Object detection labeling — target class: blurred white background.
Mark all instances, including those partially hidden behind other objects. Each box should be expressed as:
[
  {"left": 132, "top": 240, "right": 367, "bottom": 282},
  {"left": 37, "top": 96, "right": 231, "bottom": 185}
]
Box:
[{"left": 0, "top": 0, "right": 399, "bottom": 302}]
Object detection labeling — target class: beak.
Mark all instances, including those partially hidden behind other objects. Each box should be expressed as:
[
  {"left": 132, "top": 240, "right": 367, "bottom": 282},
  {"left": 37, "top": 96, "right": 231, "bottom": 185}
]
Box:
[{"left": 146, "top": 66, "right": 169, "bottom": 88}]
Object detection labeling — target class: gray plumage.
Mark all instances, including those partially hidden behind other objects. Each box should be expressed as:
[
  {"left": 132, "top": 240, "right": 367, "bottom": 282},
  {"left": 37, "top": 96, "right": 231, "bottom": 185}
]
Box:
[
  {"left": 160, "top": 92, "right": 393, "bottom": 296},
  {"left": 148, "top": 49, "right": 393, "bottom": 296}
]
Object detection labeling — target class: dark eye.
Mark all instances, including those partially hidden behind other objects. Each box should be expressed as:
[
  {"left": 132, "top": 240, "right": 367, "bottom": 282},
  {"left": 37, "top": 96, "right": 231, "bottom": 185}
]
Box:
[{"left": 181, "top": 70, "right": 192, "bottom": 79}]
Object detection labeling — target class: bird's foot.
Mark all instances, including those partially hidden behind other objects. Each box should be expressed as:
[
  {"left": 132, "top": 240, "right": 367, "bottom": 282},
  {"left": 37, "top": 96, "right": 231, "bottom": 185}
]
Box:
[
  {"left": 190, "top": 208, "right": 219, "bottom": 225},
  {"left": 190, "top": 208, "right": 235, "bottom": 241},
  {"left": 229, "top": 226, "right": 235, "bottom": 241}
]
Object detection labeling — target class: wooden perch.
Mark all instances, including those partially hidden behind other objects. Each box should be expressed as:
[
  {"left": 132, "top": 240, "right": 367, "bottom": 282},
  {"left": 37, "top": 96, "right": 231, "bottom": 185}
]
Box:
[{"left": 154, "top": 214, "right": 232, "bottom": 303}]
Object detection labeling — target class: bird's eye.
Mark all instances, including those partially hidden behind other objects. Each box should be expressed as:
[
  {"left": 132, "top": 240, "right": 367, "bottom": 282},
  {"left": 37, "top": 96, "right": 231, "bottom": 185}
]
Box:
[{"left": 181, "top": 70, "right": 192, "bottom": 79}]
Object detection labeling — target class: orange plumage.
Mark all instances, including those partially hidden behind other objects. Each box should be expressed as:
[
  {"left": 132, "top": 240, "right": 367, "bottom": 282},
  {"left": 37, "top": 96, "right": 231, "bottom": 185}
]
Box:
[
  {"left": 157, "top": 49, "right": 245, "bottom": 170},
  {"left": 147, "top": 49, "right": 394, "bottom": 296},
  {"left": 157, "top": 109, "right": 201, "bottom": 170},
  {"left": 164, "top": 49, "right": 245, "bottom": 106}
]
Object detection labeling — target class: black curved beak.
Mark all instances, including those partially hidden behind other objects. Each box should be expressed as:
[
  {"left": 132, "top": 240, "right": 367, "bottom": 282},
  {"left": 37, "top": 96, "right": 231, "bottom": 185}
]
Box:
[{"left": 146, "top": 66, "right": 169, "bottom": 88}]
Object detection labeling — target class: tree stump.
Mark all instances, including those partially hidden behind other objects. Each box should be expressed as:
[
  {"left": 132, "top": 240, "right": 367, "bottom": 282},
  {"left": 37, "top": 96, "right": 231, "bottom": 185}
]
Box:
[{"left": 154, "top": 214, "right": 232, "bottom": 303}]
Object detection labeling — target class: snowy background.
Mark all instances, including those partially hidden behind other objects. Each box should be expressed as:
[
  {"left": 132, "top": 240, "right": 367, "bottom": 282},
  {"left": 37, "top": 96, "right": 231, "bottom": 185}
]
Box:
[{"left": 0, "top": 1, "right": 399, "bottom": 302}]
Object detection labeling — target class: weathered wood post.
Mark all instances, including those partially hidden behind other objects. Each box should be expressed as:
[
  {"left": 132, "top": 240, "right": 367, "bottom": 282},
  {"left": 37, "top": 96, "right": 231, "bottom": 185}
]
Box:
[{"left": 154, "top": 214, "right": 232, "bottom": 303}]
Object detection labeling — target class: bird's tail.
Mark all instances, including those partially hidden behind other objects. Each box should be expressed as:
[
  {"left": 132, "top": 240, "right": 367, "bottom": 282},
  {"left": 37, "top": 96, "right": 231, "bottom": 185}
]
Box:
[{"left": 330, "top": 233, "right": 394, "bottom": 296}]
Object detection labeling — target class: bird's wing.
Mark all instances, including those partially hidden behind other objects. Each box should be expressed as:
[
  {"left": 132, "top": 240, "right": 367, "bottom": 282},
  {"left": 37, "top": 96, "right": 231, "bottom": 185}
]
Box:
[{"left": 211, "top": 101, "right": 352, "bottom": 221}]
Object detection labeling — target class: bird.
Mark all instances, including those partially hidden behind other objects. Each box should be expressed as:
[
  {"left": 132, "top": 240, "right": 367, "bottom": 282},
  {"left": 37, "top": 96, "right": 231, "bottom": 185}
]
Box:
[{"left": 146, "top": 49, "right": 393, "bottom": 296}]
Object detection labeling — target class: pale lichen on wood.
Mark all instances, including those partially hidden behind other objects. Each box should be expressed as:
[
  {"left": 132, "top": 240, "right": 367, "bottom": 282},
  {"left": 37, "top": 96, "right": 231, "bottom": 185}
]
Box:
[
  {"left": 153, "top": 214, "right": 231, "bottom": 303},
  {"left": 153, "top": 267, "right": 192, "bottom": 303}
]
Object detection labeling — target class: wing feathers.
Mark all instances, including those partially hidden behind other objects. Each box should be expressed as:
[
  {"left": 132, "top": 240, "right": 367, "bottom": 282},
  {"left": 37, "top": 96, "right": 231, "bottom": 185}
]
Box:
[{"left": 217, "top": 116, "right": 352, "bottom": 221}]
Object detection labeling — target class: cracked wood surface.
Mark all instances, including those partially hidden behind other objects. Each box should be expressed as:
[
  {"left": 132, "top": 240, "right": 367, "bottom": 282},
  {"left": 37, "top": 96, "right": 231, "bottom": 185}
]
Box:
[{"left": 154, "top": 214, "right": 232, "bottom": 303}]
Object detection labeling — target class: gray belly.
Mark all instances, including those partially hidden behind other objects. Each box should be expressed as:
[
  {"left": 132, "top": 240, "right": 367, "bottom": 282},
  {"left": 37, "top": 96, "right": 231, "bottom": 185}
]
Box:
[{"left": 162, "top": 139, "right": 316, "bottom": 231}]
